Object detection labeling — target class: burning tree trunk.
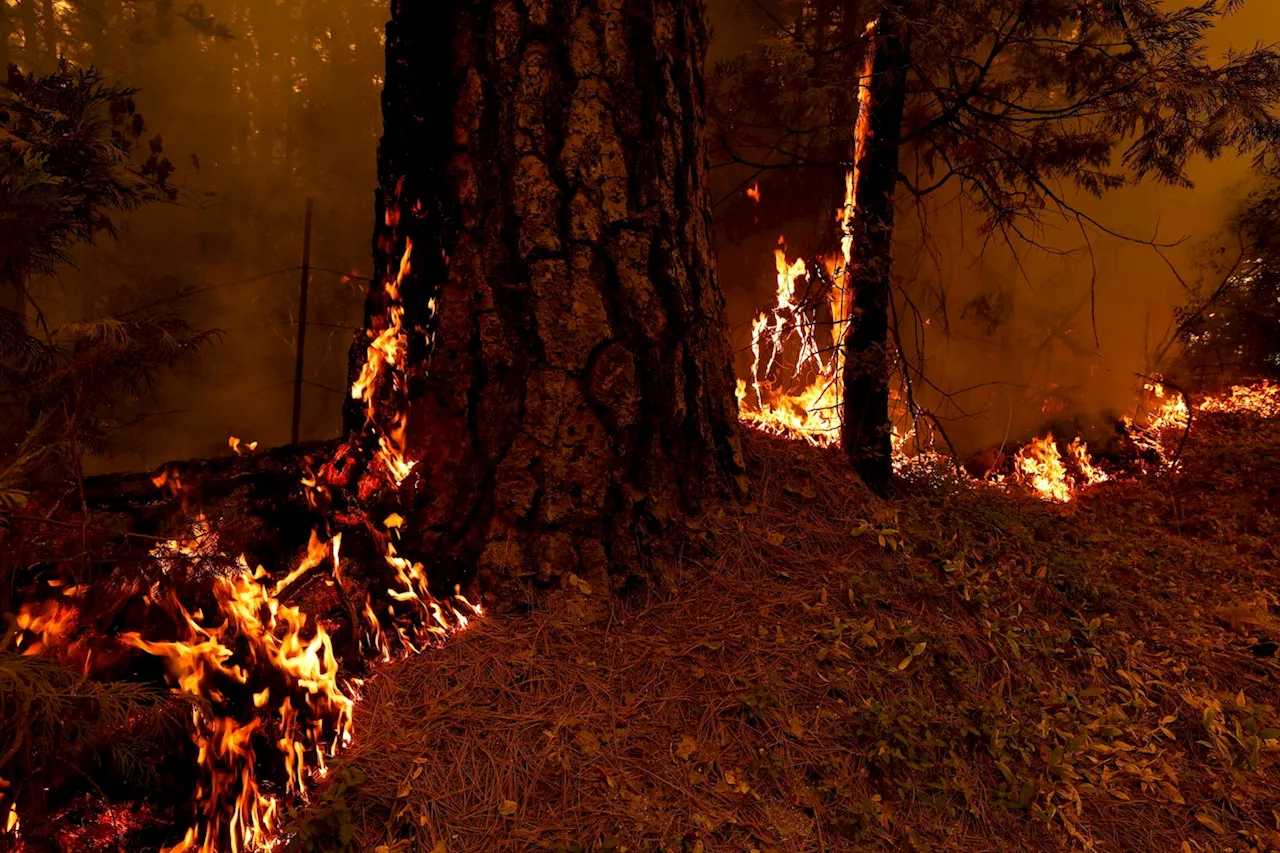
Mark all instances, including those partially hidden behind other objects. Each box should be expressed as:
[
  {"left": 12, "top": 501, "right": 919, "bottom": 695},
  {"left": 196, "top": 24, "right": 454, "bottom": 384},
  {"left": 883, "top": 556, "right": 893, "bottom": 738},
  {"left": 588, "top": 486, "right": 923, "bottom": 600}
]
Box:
[
  {"left": 841, "top": 5, "right": 909, "bottom": 494},
  {"left": 346, "top": 0, "right": 745, "bottom": 592}
]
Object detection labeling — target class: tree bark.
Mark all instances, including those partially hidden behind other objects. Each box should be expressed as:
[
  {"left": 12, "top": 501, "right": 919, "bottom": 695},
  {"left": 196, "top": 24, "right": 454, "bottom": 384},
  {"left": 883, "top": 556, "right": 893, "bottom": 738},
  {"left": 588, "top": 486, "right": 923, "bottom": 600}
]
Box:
[
  {"left": 348, "top": 0, "right": 744, "bottom": 592},
  {"left": 841, "top": 4, "right": 908, "bottom": 494}
]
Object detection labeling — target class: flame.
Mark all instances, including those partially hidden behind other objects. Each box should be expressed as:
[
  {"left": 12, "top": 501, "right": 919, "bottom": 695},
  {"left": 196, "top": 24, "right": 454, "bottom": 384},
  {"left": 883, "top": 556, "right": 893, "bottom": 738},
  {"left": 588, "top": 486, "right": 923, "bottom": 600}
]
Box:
[
  {"left": 746, "top": 183, "right": 761, "bottom": 204},
  {"left": 3, "top": 117, "right": 497, "bottom": 853},
  {"left": 350, "top": 234, "right": 420, "bottom": 487},
  {"left": 14, "top": 599, "right": 78, "bottom": 656},
  {"left": 1015, "top": 434, "right": 1072, "bottom": 503},
  {"left": 1198, "top": 380, "right": 1280, "bottom": 418},
  {"left": 1145, "top": 381, "right": 1190, "bottom": 432},
  {"left": 734, "top": 37, "right": 878, "bottom": 448},
  {"left": 735, "top": 243, "right": 844, "bottom": 446},
  {"left": 121, "top": 548, "right": 354, "bottom": 853},
  {"left": 1068, "top": 437, "right": 1109, "bottom": 486},
  {"left": 1120, "top": 381, "right": 1189, "bottom": 466},
  {"left": 228, "top": 437, "right": 259, "bottom": 456}
]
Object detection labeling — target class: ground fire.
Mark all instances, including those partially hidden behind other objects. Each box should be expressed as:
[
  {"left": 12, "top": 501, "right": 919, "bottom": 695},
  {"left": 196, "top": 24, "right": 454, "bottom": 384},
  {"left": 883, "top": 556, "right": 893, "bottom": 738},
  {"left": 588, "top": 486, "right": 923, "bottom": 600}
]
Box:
[{"left": 4, "top": 1, "right": 1280, "bottom": 852}]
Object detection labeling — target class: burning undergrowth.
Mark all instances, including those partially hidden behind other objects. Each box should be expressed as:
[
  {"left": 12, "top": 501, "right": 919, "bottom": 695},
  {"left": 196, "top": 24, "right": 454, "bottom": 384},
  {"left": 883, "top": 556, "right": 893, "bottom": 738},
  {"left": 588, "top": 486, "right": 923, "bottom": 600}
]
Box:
[
  {"left": 0, "top": 181, "right": 477, "bottom": 852},
  {"left": 732, "top": 228, "right": 1274, "bottom": 503},
  {"left": 1, "top": 439, "right": 482, "bottom": 853}
]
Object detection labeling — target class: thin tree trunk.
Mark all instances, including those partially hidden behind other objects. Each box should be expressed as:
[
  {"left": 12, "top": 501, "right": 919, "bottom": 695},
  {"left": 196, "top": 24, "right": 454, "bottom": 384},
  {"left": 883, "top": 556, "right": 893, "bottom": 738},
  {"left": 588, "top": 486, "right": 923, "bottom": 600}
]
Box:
[
  {"left": 17, "top": 0, "right": 37, "bottom": 66},
  {"left": 0, "top": 0, "right": 11, "bottom": 71},
  {"left": 89, "top": 0, "right": 104, "bottom": 67},
  {"left": 348, "top": 0, "right": 744, "bottom": 592},
  {"left": 40, "top": 0, "right": 55, "bottom": 68},
  {"left": 841, "top": 4, "right": 909, "bottom": 494}
]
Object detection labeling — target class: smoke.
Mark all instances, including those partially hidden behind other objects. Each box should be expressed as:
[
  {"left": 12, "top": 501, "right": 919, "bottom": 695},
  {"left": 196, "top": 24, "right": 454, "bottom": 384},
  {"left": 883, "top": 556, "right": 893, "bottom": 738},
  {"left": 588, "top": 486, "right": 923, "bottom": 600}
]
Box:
[
  {"left": 18, "top": 0, "right": 386, "bottom": 473},
  {"left": 16, "top": 0, "right": 1277, "bottom": 469},
  {"left": 705, "top": 0, "right": 1276, "bottom": 455}
]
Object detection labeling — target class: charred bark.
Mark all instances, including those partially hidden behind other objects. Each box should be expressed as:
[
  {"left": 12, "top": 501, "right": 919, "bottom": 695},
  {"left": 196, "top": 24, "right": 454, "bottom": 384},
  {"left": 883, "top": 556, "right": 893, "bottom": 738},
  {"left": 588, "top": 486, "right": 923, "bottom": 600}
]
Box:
[
  {"left": 841, "top": 5, "right": 908, "bottom": 494},
  {"left": 347, "top": 0, "right": 745, "bottom": 592}
]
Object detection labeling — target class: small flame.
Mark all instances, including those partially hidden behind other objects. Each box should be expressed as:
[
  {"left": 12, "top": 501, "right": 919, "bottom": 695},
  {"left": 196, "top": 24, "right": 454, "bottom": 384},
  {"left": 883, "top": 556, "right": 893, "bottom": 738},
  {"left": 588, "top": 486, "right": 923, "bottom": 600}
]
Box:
[
  {"left": 746, "top": 183, "right": 761, "bottom": 204},
  {"left": 228, "top": 436, "right": 259, "bottom": 456},
  {"left": 1068, "top": 437, "right": 1108, "bottom": 486}
]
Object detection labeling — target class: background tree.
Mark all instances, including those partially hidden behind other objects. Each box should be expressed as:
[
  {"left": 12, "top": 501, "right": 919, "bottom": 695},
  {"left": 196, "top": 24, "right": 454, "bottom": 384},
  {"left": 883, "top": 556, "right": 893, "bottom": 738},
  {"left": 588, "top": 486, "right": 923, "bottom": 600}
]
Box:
[
  {"left": 0, "top": 0, "right": 388, "bottom": 465},
  {"left": 346, "top": 0, "right": 745, "bottom": 592},
  {"left": 714, "top": 0, "right": 1280, "bottom": 490},
  {"left": 1173, "top": 177, "right": 1280, "bottom": 382},
  {"left": 0, "top": 64, "right": 214, "bottom": 844},
  {"left": 0, "top": 63, "right": 210, "bottom": 515}
]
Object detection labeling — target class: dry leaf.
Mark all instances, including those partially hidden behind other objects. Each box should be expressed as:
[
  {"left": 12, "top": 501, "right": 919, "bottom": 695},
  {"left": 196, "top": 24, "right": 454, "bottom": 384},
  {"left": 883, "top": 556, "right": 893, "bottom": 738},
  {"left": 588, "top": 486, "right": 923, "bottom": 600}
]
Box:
[
  {"left": 767, "top": 531, "right": 786, "bottom": 546},
  {"left": 498, "top": 799, "right": 518, "bottom": 817},
  {"left": 676, "top": 735, "right": 698, "bottom": 760},
  {"left": 1194, "top": 812, "right": 1225, "bottom": 834},
  {"left": 575, "top": 729, "right": 601, "bottom": 756},
  {"left": 787, "top": 714, "right": 805, "bottom": 739}
]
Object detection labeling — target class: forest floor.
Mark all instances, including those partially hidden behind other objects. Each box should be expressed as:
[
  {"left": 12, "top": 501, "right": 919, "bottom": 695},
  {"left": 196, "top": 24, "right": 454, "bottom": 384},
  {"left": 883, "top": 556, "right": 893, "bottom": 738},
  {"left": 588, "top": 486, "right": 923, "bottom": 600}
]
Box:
[{"left": 298, "top": 412, "right": 1280, "bottom": 853}]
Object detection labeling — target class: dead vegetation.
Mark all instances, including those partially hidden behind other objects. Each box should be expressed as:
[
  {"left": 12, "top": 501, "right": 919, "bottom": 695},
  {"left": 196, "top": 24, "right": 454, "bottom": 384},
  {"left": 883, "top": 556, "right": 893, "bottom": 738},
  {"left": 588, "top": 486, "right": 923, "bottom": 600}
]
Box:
[{"left": 289, "top": 410, "right": 1280, "bottom": 853}]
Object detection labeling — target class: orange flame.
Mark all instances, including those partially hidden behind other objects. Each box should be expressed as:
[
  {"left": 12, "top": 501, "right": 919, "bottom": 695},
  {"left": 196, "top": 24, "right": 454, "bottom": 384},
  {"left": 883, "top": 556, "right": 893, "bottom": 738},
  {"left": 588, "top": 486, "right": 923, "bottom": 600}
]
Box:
[
  {"left": 735, "top": 35, "right": 878, "bottom": 448},
  {"left": 1015, "top": 434, "right": 1072, "bottom": 503},
  {"left": 122, "top": 547, "right": 354, "bottom": 853},
  {"left": 228, "top": 436, "right": 258, "bottom": 456},
  {"left": 1198, "top": 380, "right": 1280, "bottom": 418},
  {"left": 1068, "top": 437, "right": 1109, "bottom": 486}
]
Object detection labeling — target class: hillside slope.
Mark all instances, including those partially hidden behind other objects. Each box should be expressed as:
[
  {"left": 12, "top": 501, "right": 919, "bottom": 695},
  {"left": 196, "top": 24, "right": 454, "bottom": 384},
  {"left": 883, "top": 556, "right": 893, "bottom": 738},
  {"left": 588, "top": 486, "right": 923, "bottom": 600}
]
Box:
[{"left": 295, "top": 411, "right": 1280, "bottom": 853}]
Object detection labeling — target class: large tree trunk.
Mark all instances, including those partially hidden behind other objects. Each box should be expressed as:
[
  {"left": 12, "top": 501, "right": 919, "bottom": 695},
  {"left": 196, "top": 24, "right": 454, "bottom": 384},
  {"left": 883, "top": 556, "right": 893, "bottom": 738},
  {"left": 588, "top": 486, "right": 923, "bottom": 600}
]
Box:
[
  {"left": 347, "top": 0, "right": 744, "bottom": 593},
  {"left": 841, "top": 5, "right": 908, "bottom": 494}
]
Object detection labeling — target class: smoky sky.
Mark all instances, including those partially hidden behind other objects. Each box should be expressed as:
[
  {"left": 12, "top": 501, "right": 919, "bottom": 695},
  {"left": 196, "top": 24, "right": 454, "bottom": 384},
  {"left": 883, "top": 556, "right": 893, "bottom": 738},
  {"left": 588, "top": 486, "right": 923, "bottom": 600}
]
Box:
[{"left": 23, "top": 0, "right": 1280, "bottom": 471}]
